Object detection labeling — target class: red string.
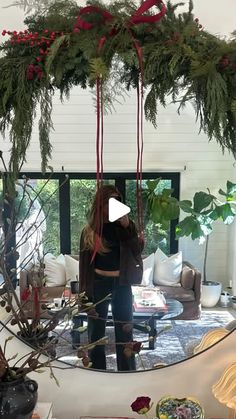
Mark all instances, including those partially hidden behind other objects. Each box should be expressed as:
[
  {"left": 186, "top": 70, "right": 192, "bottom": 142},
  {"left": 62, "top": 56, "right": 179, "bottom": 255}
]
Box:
[
  {"left": 75, "top": 0, "right": 167, "bottom": 253},
  {"left": 91, "top": 77, "right": 102, "bottom": 262}
]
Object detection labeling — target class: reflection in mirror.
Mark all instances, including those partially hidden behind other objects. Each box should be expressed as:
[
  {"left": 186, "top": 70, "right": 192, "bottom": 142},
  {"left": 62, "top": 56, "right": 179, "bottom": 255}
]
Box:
[
  {"left": 1, "top": 169, "right": 235, "bottom": 372},
  {"left": 51, "top": 305, "right": 236, "bottom": 371}
]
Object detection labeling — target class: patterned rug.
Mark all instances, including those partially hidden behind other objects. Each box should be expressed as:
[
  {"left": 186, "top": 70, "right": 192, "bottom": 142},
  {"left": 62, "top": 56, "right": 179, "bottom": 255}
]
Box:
[{"left": 53, "top": 309, "right": 235, "bottom": 371}]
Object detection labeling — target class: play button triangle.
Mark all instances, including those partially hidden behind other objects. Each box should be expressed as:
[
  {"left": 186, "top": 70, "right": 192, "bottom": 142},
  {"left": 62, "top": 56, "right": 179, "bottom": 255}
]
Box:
[{"left": 108, "top": 198, "right": 130, "bottom": 222}]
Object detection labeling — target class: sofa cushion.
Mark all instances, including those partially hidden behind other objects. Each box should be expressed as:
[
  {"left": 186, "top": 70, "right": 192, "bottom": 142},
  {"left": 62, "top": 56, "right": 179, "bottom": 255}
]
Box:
[
  {"left": 142, "top": 253, "right": 154, "bottom": 286},
  {"left": 65, "top": 254, "right": 79, "bottom": 284},
  {"left": 181, "top": 265, "right": 195, "bottom": 290},
  {"left": 40, "top": 286, "right": 65, "bottom": 301},
  {"left": 153, "top": 248, "right": 182, "bottom": 287},
  {"left": 158, "top": 285, "right": 195, "bottom": 302},
  {"left": 44, "top": 253, "right": 66, "bottom": 287}
]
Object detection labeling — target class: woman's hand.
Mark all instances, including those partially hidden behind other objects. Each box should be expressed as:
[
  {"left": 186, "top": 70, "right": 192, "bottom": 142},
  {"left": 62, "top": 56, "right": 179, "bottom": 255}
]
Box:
[{"left": 118, "top": 215, "right": 130, "bottom": 228}]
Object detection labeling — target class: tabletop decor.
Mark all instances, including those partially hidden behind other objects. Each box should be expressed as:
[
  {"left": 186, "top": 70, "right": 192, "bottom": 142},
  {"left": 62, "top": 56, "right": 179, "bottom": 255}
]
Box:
[{"left": 131, "top": 395, "right": 204, "bottom": 419}]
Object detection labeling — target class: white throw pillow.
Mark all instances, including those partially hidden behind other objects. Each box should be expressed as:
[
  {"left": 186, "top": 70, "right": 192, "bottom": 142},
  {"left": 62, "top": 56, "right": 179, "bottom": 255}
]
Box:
[
  {"left": 153, "top": 248, "right": 182, "bottom": 287},
  {"left": 65, "top": 254, "right": 79, "bottom": 283},
  {"left": 44, "top": 253, "right": 66, "bottom": 287},
  {"left": 142, "top": 253, "right": 154, "bottom": 286}
]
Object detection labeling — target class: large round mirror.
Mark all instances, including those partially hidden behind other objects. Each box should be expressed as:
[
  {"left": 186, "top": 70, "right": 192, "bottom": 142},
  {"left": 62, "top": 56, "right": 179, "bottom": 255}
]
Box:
[{"left": 0, "top": 0, "right": 236, "bottom": 374}]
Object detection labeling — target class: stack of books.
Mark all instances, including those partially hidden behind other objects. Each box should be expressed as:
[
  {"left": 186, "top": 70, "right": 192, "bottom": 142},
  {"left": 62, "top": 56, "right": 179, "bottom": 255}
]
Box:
[{"left": 133, "top": 289, "right": 167, "bottom": 313}]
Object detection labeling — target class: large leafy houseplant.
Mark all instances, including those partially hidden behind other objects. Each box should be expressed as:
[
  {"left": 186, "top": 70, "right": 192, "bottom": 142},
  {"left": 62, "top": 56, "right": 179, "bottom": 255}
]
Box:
[{"left": 176, "top": 181, "right": 236, "bottom": 287}]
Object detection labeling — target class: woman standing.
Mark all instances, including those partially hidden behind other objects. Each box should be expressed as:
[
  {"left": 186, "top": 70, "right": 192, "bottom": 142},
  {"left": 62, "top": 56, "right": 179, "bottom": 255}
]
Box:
[{"left": 79, "top": 185, "right": 143, "bottom": 371}]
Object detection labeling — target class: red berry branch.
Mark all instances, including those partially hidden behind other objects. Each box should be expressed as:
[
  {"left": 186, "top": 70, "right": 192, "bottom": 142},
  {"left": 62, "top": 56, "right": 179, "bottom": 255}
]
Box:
[{"left": 1, "top": 28, "right": 70, "bottom": 81}]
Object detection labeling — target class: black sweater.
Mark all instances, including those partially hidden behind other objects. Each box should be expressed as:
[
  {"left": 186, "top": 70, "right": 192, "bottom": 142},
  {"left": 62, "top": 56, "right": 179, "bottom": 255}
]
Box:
[{"left": 79, "top": 220, "right": 144, "bottom": 298}]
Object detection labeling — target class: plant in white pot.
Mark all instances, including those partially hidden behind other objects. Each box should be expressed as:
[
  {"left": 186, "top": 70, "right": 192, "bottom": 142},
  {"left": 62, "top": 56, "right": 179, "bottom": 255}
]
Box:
[{"left": 176, "top": 181, "right": 236, "bottom": 308}]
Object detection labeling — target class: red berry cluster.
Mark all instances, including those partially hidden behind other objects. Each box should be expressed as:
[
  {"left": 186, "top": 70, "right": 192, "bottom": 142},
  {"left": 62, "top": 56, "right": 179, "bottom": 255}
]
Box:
[
  {"left": 26, "top": 63, "right": 43, "bottom": 80},
  {"left": 1, "top": 28, "right": 67, "bottom": 81},
  {"left": 219, "top": 55, "right": 236, "bottom": 70}
]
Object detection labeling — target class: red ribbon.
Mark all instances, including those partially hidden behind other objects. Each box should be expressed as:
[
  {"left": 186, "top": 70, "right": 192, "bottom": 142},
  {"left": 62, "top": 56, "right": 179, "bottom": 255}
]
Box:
[
  {"left": 74, "top": 0, "right": 167, "bottom": 32},
  {"left": 21, "top": 288, "right": 31, "bottom": 302},
  {"left": 21, "top": 286, "right": 40, "bottom": 319},
  {"left": 75, "top": 0, "right": 167, "bottom": 255}
]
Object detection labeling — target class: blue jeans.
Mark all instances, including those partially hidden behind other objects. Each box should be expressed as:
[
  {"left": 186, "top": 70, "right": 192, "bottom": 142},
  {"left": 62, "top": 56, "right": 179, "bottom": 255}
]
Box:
[{"left": 88, "top": 273, "right": 135, "bottom": 371}]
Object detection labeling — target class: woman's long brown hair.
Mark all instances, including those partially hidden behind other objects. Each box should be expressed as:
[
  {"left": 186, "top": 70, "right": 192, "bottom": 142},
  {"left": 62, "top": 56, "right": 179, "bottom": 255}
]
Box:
[{"left": 82, "top": 185, "right": 122, "bottom": 254}]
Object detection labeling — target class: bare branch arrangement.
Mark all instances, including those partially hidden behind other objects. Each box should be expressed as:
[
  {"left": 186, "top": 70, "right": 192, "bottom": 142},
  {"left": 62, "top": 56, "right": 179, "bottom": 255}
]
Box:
[{"left": 0, "top": 153, "right": 171, "bottom": 379}]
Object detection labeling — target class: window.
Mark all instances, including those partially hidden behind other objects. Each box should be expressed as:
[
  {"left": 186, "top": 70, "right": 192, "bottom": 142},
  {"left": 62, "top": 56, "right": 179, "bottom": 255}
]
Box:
[
  {"left": 16, "top": 178, "right": 60, "bottom": 263},
  {"left": 70, "top": 179, "right": 115, "bottom": 254},
  {"left": 3, "top": 172, "right": 180, "bottom": 259},
  {"left": 126, "top": 179, "right": 172, "bottom": 255}
]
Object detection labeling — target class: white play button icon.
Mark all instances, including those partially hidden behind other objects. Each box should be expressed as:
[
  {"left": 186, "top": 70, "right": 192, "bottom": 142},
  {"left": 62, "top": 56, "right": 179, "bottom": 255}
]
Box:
[{"left": 108, "top": 198, "right": 131, "bottom": 222}]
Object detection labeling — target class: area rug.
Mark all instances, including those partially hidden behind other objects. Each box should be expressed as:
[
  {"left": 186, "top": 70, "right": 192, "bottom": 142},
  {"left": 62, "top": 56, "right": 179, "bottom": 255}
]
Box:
[{"left": 53, "top": 309, "right": 235, "bottom": 371}]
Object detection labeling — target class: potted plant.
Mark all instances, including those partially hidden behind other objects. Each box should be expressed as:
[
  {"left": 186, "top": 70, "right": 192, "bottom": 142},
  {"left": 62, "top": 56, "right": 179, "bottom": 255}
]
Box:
[
  {"left": 176, "top": 181, "right": 236, "bottom": 307},
  {"left": 0, "top": 338, "right": 39, "bottom": 419}
]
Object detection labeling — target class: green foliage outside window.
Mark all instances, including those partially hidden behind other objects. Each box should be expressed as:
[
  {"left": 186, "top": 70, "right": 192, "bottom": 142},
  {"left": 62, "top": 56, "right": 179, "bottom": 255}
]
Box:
[
  {"left": 70, "top": 179, "right": 114, "bottom": 254},
  {"left": 1, "top": 176, "right": 175, "bottom": 258},
  {"left": 126, "top": 179, "right": 172, "bottom": 255},
  {"left": 16, "top": 179, "right": 60, "bottom": 255}
]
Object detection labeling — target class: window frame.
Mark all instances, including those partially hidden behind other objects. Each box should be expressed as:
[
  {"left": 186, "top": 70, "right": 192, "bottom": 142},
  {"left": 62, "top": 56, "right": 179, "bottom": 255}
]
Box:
[{"left": 5, "top": 172, "right": 180, "bottom": 255}]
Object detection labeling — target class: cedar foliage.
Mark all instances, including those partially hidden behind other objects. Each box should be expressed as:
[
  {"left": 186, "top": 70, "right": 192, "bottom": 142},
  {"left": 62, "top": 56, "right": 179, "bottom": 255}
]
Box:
[{"left": 0, "top": 0, "right": 236, "bottom": 177}]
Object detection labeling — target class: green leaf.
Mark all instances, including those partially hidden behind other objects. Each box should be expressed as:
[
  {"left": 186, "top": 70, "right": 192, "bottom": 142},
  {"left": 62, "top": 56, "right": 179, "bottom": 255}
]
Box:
[
  {"left": 193, "top": 192, "right": 214, "bottom": 212},
  {"left": 46, "top": 35, "right": 69, "bottom": 74},
  {"left": 179, "top": 200, "right": 193, "bottom": 213},
  {"left": 175, "top": 216, "right": 196, "bottom": 238},
  {"left": 217, "top": 203, "right": 236, "bottom": 224},
  {"left": 209, "top": 207, "right": 220, "bottom": 221},
  {"left": 146, "top": 179, "right": 161, "bottom": 192},
  {"left": 226, "top": 181, "right": 236, "bottom": 195},
  {"left": 90, "top": 57, "right": 108, "bottom": 81},
  {"left": 191, "top": 222, "right": 205, "bottom": 240},
  {"left": 162, "top": 188, "right": 174, "bottom": 198},
  {"left": 164, "top": 202, "right": 180, "bottom": 220},
  {"left": 218, "top": 188, "right": 227, "bottom": 197}
]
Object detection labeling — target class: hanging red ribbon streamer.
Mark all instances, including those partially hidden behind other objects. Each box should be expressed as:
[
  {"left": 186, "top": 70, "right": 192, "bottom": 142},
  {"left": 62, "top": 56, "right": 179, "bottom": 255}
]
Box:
[{"left": 74, "top": 0, "right": 167, "bottom": 256}]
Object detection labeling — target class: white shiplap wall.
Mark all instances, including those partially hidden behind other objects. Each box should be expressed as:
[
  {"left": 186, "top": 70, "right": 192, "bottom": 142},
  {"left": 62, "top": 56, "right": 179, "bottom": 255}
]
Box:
[{"left": 0, "top": 0, "right": 236, "bottom": 288}]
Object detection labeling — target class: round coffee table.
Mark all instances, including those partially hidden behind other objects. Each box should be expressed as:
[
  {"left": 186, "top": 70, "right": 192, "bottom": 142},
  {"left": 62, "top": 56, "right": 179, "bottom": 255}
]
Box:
[
  {"left": 71, "top": 298, "right": 183, "bottom": 350},
  {"left": 131, "top": 298, "right": 183, "bottom": 349}
]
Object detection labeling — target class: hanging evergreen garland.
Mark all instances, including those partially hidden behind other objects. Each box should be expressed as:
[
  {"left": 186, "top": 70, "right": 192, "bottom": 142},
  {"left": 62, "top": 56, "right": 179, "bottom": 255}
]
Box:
[{"left": 0, "top": 0, "right": 236, "bottom": 176}]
